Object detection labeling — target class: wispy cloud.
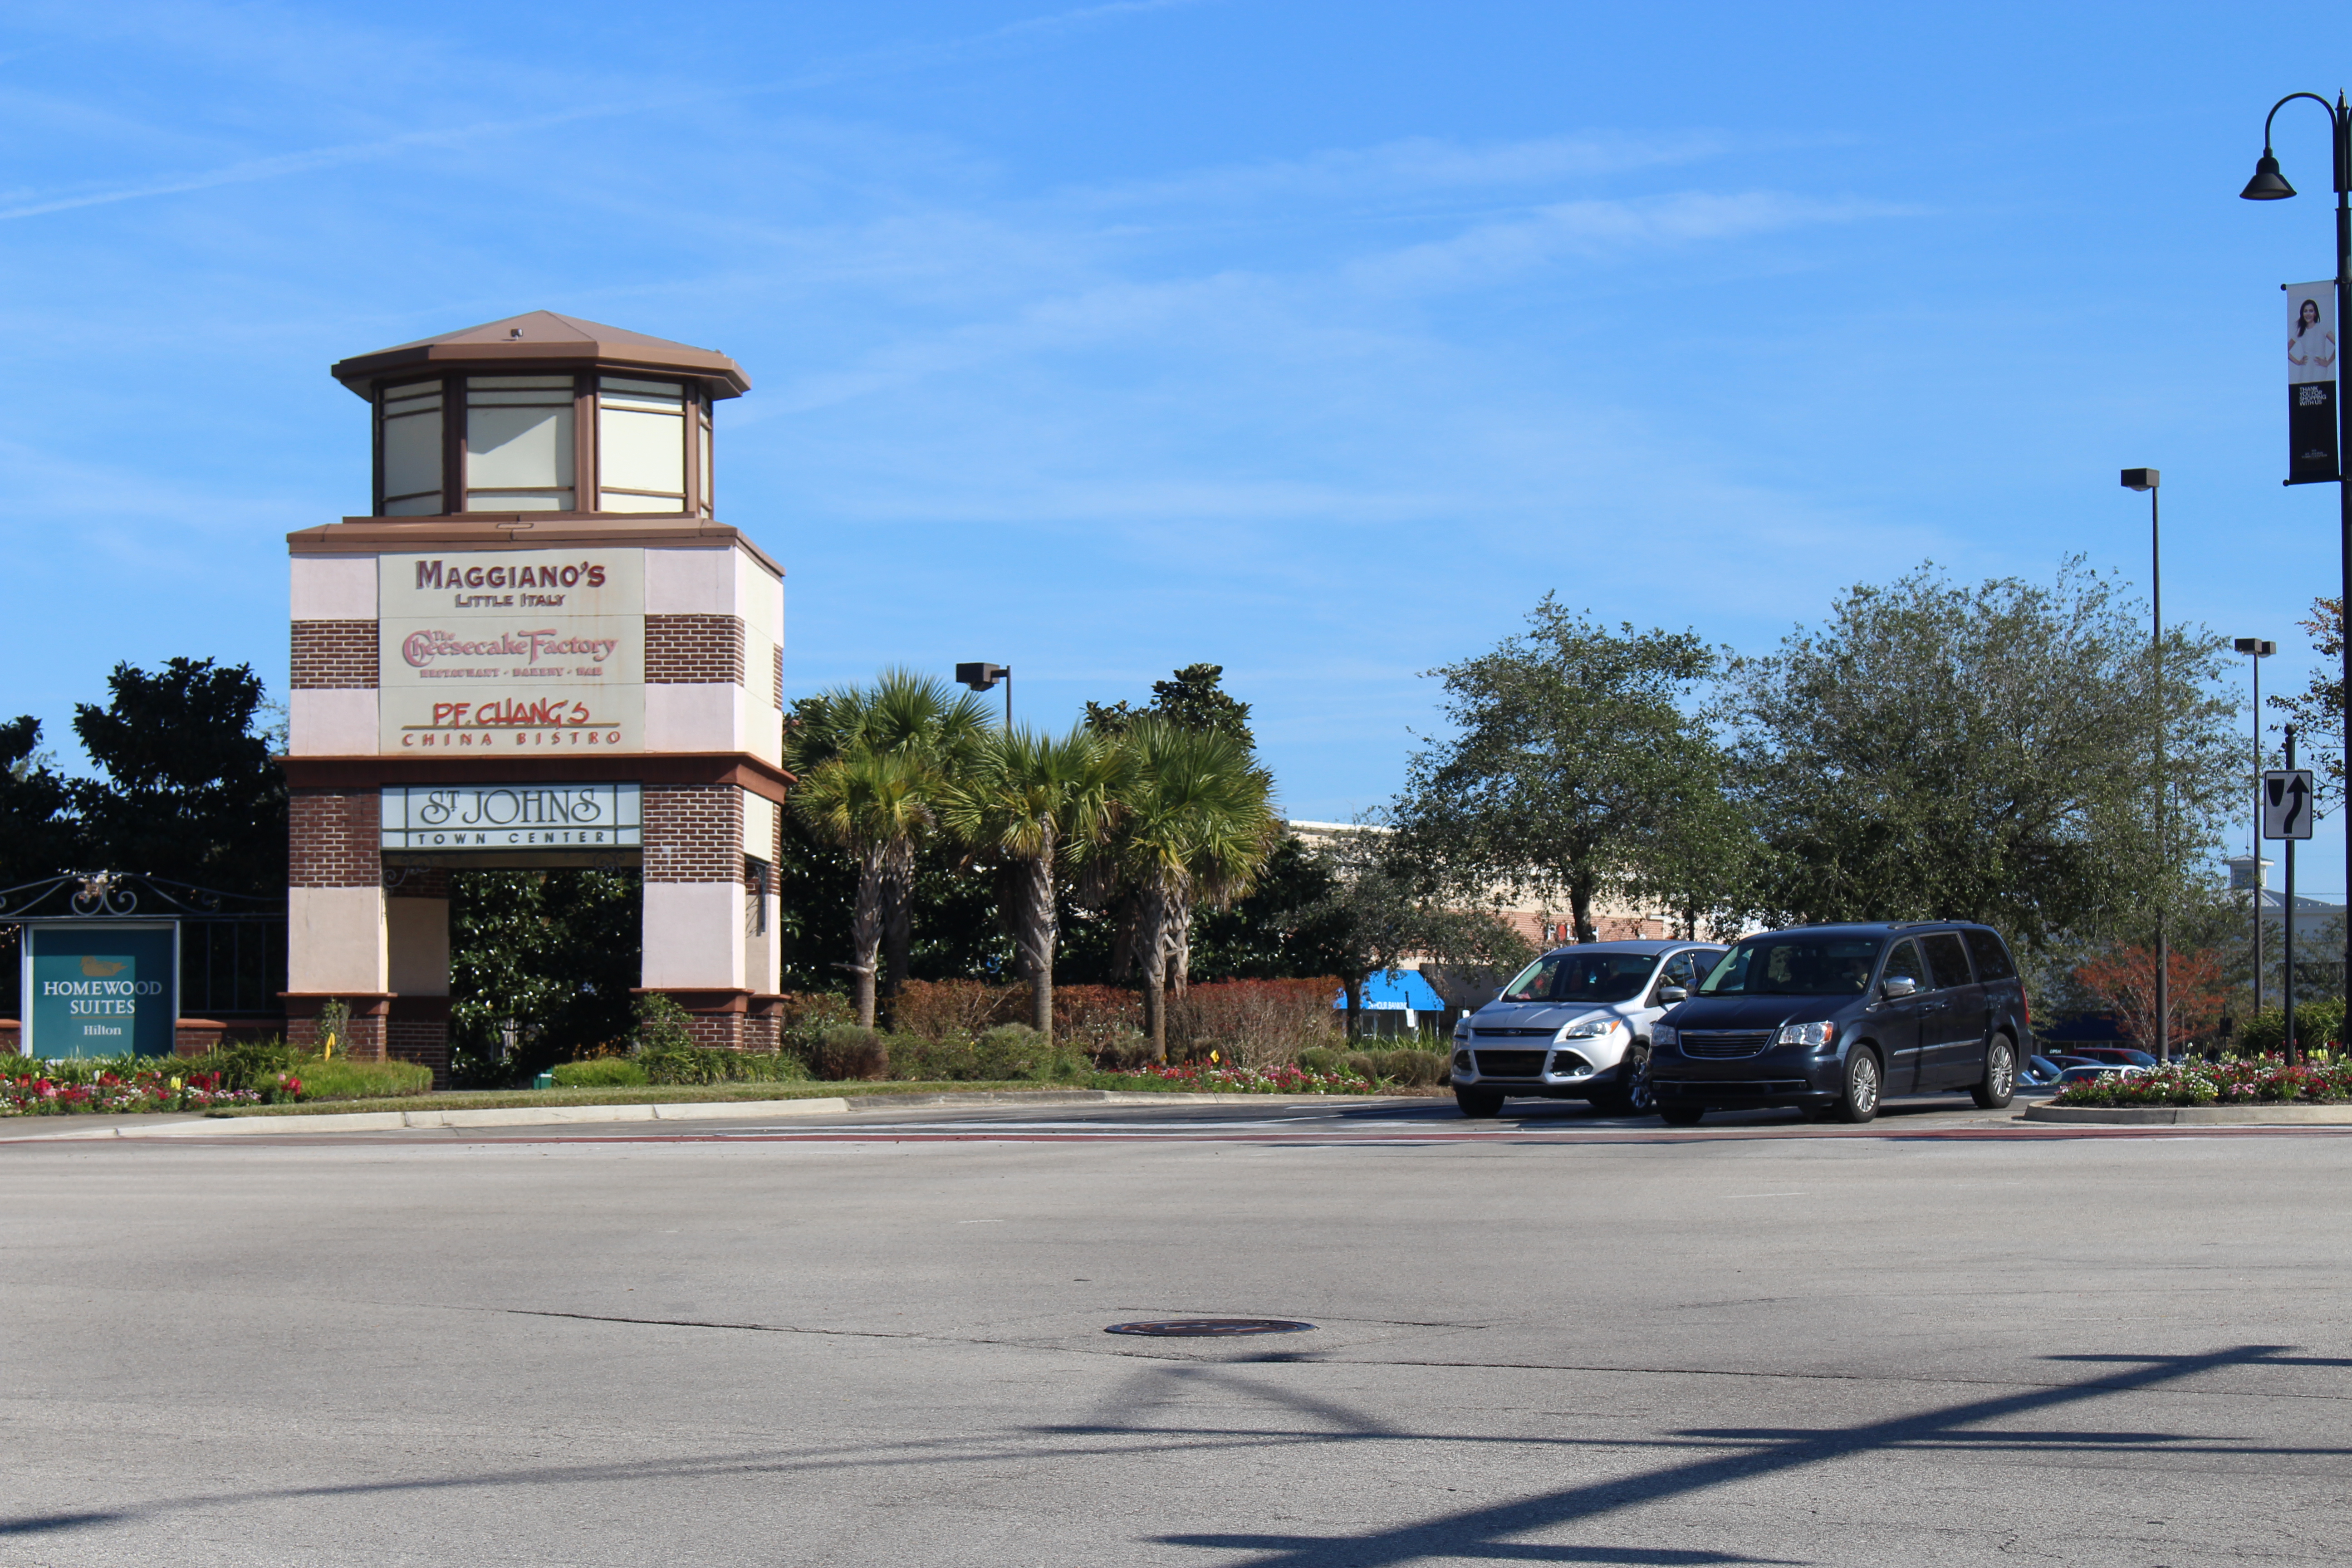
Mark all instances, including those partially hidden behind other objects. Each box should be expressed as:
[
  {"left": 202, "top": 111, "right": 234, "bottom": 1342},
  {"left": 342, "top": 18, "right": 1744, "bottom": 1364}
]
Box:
[{"left": 1346, "top": 191, "right": 1910, "bottom": 294}]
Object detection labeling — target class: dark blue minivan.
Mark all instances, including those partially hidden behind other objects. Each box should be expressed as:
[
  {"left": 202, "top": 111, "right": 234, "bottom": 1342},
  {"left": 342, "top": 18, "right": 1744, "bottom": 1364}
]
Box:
[{"left": 1646, "top": 922, "right": 2029, "bottom": 1125}]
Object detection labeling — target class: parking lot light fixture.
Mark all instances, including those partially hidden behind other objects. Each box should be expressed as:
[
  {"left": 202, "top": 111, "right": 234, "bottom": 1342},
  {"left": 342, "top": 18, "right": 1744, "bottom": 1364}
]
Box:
[
  {"left": 2234, "top": 637, "right": 2279, "bottom": 1018},
  {"left": 956, "top": 662, "right": 1012, "bottom": 726},
  {"left": 2122, "top": 467, "right": 2168, "bottom": 1063}
]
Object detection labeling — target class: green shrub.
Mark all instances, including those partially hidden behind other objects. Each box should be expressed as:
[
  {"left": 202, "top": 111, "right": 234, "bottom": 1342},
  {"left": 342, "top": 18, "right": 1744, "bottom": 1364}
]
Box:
[
  {"left": 813, "top": 1024, "right": 888, "bottom": 1080},
  {"left": 200, "top": 1040, "right": 301, "bottom": 1092},
  {"left": 777, "top": 992, "right": 855, "bottom": 1071},
  {"left": 1086, "top": 1027, "right": 1154, "bottom": 1071},
  {"left": 1344, "top": 1052, "right": 1378, "bottom": 1082},
  {"left": 1297, "top": 1045, "right": 1343, "bottom": 1075},
  {"left": 634, "top": 994, "right": 698, "bottom": 1054},
  {"left": 2234, "top": 999, "right": 2347, "bottom": 1054},
  {"left": 551, "top": 1057, "right": 650, "bottom": 1087},
  {"left": 296, "top": 1057, "right": 433, "bottom": 1099},
  {"left": 1369, "top": 1049, "right": 1446, "bottom": 1086}
]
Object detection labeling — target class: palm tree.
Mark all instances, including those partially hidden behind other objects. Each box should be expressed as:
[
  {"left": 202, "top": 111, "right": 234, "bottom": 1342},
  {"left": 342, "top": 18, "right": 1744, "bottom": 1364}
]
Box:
[
  {"left": 787, "top": 671, "right": 992, "bottom": 1025},
  {"left": 790, "top": 747, "right": 931, "bottom": 1028},
  {"left": 1105, "top": 717, "right": 1282, "bottom": 1060},
  {"left": 936, "top": 725, "right": 1127, "bottom": 1044}
]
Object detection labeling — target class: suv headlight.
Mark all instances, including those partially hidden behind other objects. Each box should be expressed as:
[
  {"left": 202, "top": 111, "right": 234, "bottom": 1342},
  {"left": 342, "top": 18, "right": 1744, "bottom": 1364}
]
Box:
[
  {"left": 1559, "top": 1016, "right": 1624, "bottom": 1039},
  {"left": 1774, "top": 1021, "right": 1837, "bottom": 1049},
  {"left": 1453, "top": 1017, "right": 1471, "bottom": 1040},
  {"left": 1652, "top": 1024, "right": 1678, "bottom": 1047}
]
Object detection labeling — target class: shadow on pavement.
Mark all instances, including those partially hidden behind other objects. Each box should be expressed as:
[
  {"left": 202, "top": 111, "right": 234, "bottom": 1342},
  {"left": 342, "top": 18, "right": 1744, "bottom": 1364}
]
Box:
[{"left": 1149, "top": 1346, "right": 2352, "bottom": 1566}]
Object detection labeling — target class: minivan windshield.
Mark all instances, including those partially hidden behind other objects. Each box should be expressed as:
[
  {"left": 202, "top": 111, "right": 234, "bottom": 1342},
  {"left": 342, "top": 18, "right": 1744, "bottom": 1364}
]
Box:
[
  {"left": 1499, "top": 951, "right": 1657, "bottom": 1005},
  {"left": 1700, "top": 936, "right": 1884, "bottom": 997}
]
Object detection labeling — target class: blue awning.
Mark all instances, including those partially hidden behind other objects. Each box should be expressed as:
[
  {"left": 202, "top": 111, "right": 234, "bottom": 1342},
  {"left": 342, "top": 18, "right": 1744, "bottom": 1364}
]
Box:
[{"left": 1333, "top": 968, "right": 1447, "bottom": 1011}]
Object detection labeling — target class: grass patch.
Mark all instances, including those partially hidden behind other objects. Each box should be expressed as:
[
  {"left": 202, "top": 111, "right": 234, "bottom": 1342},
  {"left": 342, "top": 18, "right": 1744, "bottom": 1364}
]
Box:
[{"left": 299, "top": 1057, "right": 435, "bottom": 1100}]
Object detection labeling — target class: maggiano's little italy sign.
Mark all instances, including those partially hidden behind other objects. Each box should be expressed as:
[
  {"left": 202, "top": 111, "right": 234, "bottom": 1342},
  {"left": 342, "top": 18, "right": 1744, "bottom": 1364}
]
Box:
[{"left": 378, "top": 549, "right": 645, "bottom": 752}]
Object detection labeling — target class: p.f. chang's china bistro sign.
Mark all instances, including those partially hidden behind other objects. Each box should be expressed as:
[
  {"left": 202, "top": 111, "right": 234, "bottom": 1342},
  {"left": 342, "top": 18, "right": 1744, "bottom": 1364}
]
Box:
[
  {"left": 379, "top": 550, "right": 644, "bottom": 753},
  {"left": 380, "top": 784, "right": 643, "bottom": 852},
  {"left": 20, "top": 923, "right": 178, "bottom": 1058}
]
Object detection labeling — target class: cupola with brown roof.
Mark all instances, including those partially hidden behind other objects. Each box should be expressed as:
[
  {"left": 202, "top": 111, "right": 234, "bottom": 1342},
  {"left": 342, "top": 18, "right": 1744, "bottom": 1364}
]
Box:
[{"left": 329, "top": 312, "right": 751, "bottom": 520}]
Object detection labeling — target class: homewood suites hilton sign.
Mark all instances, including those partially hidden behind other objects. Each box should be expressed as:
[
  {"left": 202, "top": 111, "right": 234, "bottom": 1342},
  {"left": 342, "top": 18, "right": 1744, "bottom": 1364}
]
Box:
[
  {"left": 20, "top": 923, "right": 178, "bottom": 1058},
  {"left": 380, "top": 783, "right": 643, "bottom": 851}
]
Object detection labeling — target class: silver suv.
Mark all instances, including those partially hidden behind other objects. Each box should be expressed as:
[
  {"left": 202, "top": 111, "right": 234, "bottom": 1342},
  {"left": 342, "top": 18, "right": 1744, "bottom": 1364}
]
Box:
[{"left": 1450, "top": 941, "right": 1727, "bottom": 1118}]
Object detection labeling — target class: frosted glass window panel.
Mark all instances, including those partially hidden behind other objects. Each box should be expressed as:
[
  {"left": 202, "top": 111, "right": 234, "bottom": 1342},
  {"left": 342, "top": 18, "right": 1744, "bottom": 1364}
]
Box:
[
  {"left": 469, "top": 389, "right": 573, "bottom": 406},
  {"left": 468, "top": 404, "right": 574, "bottom": 490},
  {"left": 385, "top": 493, "right": 443, "bottom": 517},
  {"left": 601, "top": 376, "right": 682, "bottom": 405},
  {"left": 600, "top": 492, "right": 682, "bottom": 512},
  {"left": 384, "top": 381, "right": 442, "bottom": 407},
  {"left": 381, "top": 408, "right": 442, "bottom": 501},
  {"left": 599, "top": 405, "right": 685, "bottom": 499},
  {"left": 698, "top": 418, "right": 713, "bottom": 515},
  {"left": 467, "top": 490, "right": 573, "bottom": 512},
  {"left": 471, "top": 376, "right": 573, "bottom": 390}
]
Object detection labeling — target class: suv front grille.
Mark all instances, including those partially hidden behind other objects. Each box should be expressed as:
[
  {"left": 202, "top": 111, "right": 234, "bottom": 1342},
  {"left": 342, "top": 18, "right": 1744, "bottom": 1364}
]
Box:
[
  {"left": 1472, "top": 1027, "right": 1557, "bottom": 1038},
  {"left": 1681, "top": 1029, "right": 1774, "bottom": 1059},
  {"left": 1472, "top": 1049, "right": 1549, "bottom": 1078}
]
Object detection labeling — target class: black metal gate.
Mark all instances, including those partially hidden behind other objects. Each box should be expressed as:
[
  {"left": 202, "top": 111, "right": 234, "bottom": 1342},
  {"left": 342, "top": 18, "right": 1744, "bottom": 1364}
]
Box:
[{"left": 0, "top": 872, "right": 286, "bottom": 1024}]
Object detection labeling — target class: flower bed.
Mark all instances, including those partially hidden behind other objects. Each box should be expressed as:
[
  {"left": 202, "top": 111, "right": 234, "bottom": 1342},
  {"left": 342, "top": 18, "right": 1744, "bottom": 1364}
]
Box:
[
  {"left": 0, "top": 1065, "right": 279, "bottom": 1116},
  {"left": 2051, "top": 1055, "right": 2352, "bottom": 1108},
  {"left": 1105, "top": 1062, "right": 1380, "bottom": 1095}
]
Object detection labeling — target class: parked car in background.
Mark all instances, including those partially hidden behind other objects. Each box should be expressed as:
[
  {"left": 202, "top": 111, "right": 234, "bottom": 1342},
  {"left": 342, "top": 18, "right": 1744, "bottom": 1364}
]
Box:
[
  {"left": 2055, "top": 1062, "right": 2148, "bottom": 1087},
  {"left": 2018, "top": 1055, "right": 2068, "bottom": 1091},
  {"left": 1450, "top": 941, "right": 1728, "bottom": 1117},
  {"left": 2058, "top": 1046, "right": 2158, "bottom": 1069},
  {"left": 1646, "top": 921, "right": 2030, "bottom": 1125}
]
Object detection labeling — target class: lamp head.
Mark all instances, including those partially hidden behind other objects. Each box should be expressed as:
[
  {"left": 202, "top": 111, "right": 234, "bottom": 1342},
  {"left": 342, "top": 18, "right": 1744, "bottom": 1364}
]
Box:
[
  {"left": 2234, "top": 637, "right": 2278, "bottom": 657},
  {"left": 2120, "top": 467, "right": 2159, "bottom": 491},
  {"left": 956, "top": 661, "right": 1008, "bottom": 691},
  {"left": 2241, "top": 151, "right": 2297, "bottom": 200}
]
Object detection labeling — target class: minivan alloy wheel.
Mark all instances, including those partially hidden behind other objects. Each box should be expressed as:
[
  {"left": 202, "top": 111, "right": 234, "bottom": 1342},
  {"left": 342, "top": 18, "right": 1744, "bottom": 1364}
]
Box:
[
  {"left": 1973, "top": 1038, "right": 2015, "bottom": 1110},
  {"left": 1835, "top": 1050, "right": 1881, "bottom": 1124}
]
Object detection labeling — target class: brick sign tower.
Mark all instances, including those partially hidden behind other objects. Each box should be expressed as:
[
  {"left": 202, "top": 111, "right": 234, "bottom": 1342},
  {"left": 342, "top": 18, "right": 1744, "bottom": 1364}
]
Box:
[{"left": 284, "top": 313, "right": 786, "bottom": 1076}]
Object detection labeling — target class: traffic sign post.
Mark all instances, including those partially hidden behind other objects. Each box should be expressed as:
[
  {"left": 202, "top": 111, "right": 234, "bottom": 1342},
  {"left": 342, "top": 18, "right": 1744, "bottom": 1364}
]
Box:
[{"left": 2263, "top": 734, "right": 2312, "bottom": 1063}]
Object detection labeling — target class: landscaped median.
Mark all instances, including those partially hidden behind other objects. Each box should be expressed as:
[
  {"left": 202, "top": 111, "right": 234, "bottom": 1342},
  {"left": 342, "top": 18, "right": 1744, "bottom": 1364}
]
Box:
[
  {"left": 1, "top": 1080, "right": 1435, "bottom": 1140},
  {"left": 2023, "top": 1054, "right": 2352, "bottom": 1124}
]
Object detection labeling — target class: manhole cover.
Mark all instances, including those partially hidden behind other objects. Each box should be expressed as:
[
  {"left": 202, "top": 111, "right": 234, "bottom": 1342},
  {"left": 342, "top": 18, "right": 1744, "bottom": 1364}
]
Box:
[{"left": 1104, "top": 1318, "right": 1316, "bottom": 1337}]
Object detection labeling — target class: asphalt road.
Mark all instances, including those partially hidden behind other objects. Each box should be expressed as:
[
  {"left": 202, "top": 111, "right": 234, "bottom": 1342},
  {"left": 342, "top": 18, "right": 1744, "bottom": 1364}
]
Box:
[{"left": 4, "top": 1094, "right": 2348, "bottom": 1566}]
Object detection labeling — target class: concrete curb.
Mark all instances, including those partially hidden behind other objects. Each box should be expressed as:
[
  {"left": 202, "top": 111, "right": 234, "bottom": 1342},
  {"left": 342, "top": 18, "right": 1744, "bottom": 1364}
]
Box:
[
  {"left": 0, "top": 1089, "right": 1430, "bottom": 1142},
  {"left": 2022, "top": 1101, "right": 2352, "bottom": 1125},
  {"left": 5, "top": 1098, "right": 854, "bottom": 1140}
]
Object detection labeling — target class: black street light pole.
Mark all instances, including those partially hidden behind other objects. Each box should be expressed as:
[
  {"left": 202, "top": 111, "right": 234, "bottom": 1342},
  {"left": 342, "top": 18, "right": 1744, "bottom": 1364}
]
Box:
[
  {"left": 2236, "top": 636, "right": 2278, "bottom": 1019},
  {"left": 2286, "top": 724, "right": 2302, "bottom": 1064},
  {"left": 2124, "top": 468, "right": 2168, "bottom": 1062},
  {"left": 2242, "top": 92, "right": 2352, "bottom": 1009}
]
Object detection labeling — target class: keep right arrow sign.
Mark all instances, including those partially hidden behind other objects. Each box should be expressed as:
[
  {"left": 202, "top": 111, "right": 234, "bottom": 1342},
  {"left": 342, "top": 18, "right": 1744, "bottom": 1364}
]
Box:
[{"left": 2263, "top": 769, "right": 2317, "bottom": 840}]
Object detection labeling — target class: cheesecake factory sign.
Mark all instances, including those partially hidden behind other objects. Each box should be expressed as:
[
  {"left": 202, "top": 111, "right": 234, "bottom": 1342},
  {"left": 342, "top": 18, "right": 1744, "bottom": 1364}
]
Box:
[{"left": 378, "top": 549, "right": 645, "bottom": 752}]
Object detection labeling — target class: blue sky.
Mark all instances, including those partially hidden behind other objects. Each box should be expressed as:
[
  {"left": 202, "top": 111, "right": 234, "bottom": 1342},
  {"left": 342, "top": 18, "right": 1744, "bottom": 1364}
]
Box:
[{"left": 0, "top": 1, "right": 2343, "bottom": 890}]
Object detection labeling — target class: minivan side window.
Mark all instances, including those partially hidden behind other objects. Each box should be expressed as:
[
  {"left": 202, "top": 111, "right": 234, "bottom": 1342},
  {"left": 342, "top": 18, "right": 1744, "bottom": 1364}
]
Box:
[
  {"left": 1920, "top": 932, "right": 1973, "bottom": 990},
  {"left": 1963, "top": 928, "right": 2017, "bottom": 981},
  {"left": 1882, "top": 940, "right": 1926, "bottom": 992}
]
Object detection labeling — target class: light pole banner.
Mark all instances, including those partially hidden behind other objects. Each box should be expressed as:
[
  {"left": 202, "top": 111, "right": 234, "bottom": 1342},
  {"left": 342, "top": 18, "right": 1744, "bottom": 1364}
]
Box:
[{"left": 2286, "top": 281, "right": 2339, "bottom": 484}]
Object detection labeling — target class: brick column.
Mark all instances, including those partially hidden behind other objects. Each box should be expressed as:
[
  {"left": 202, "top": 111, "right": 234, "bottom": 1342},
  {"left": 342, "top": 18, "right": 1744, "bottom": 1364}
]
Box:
[
  {"left": 286, "top": 787, "right": 389, "bottom": 1057},
  {"left": 641, "top": 783, "right": 750, "bottom": 1049},
  {"left": 387, "top": 867, "right": 451, "bottom": 1084}
]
